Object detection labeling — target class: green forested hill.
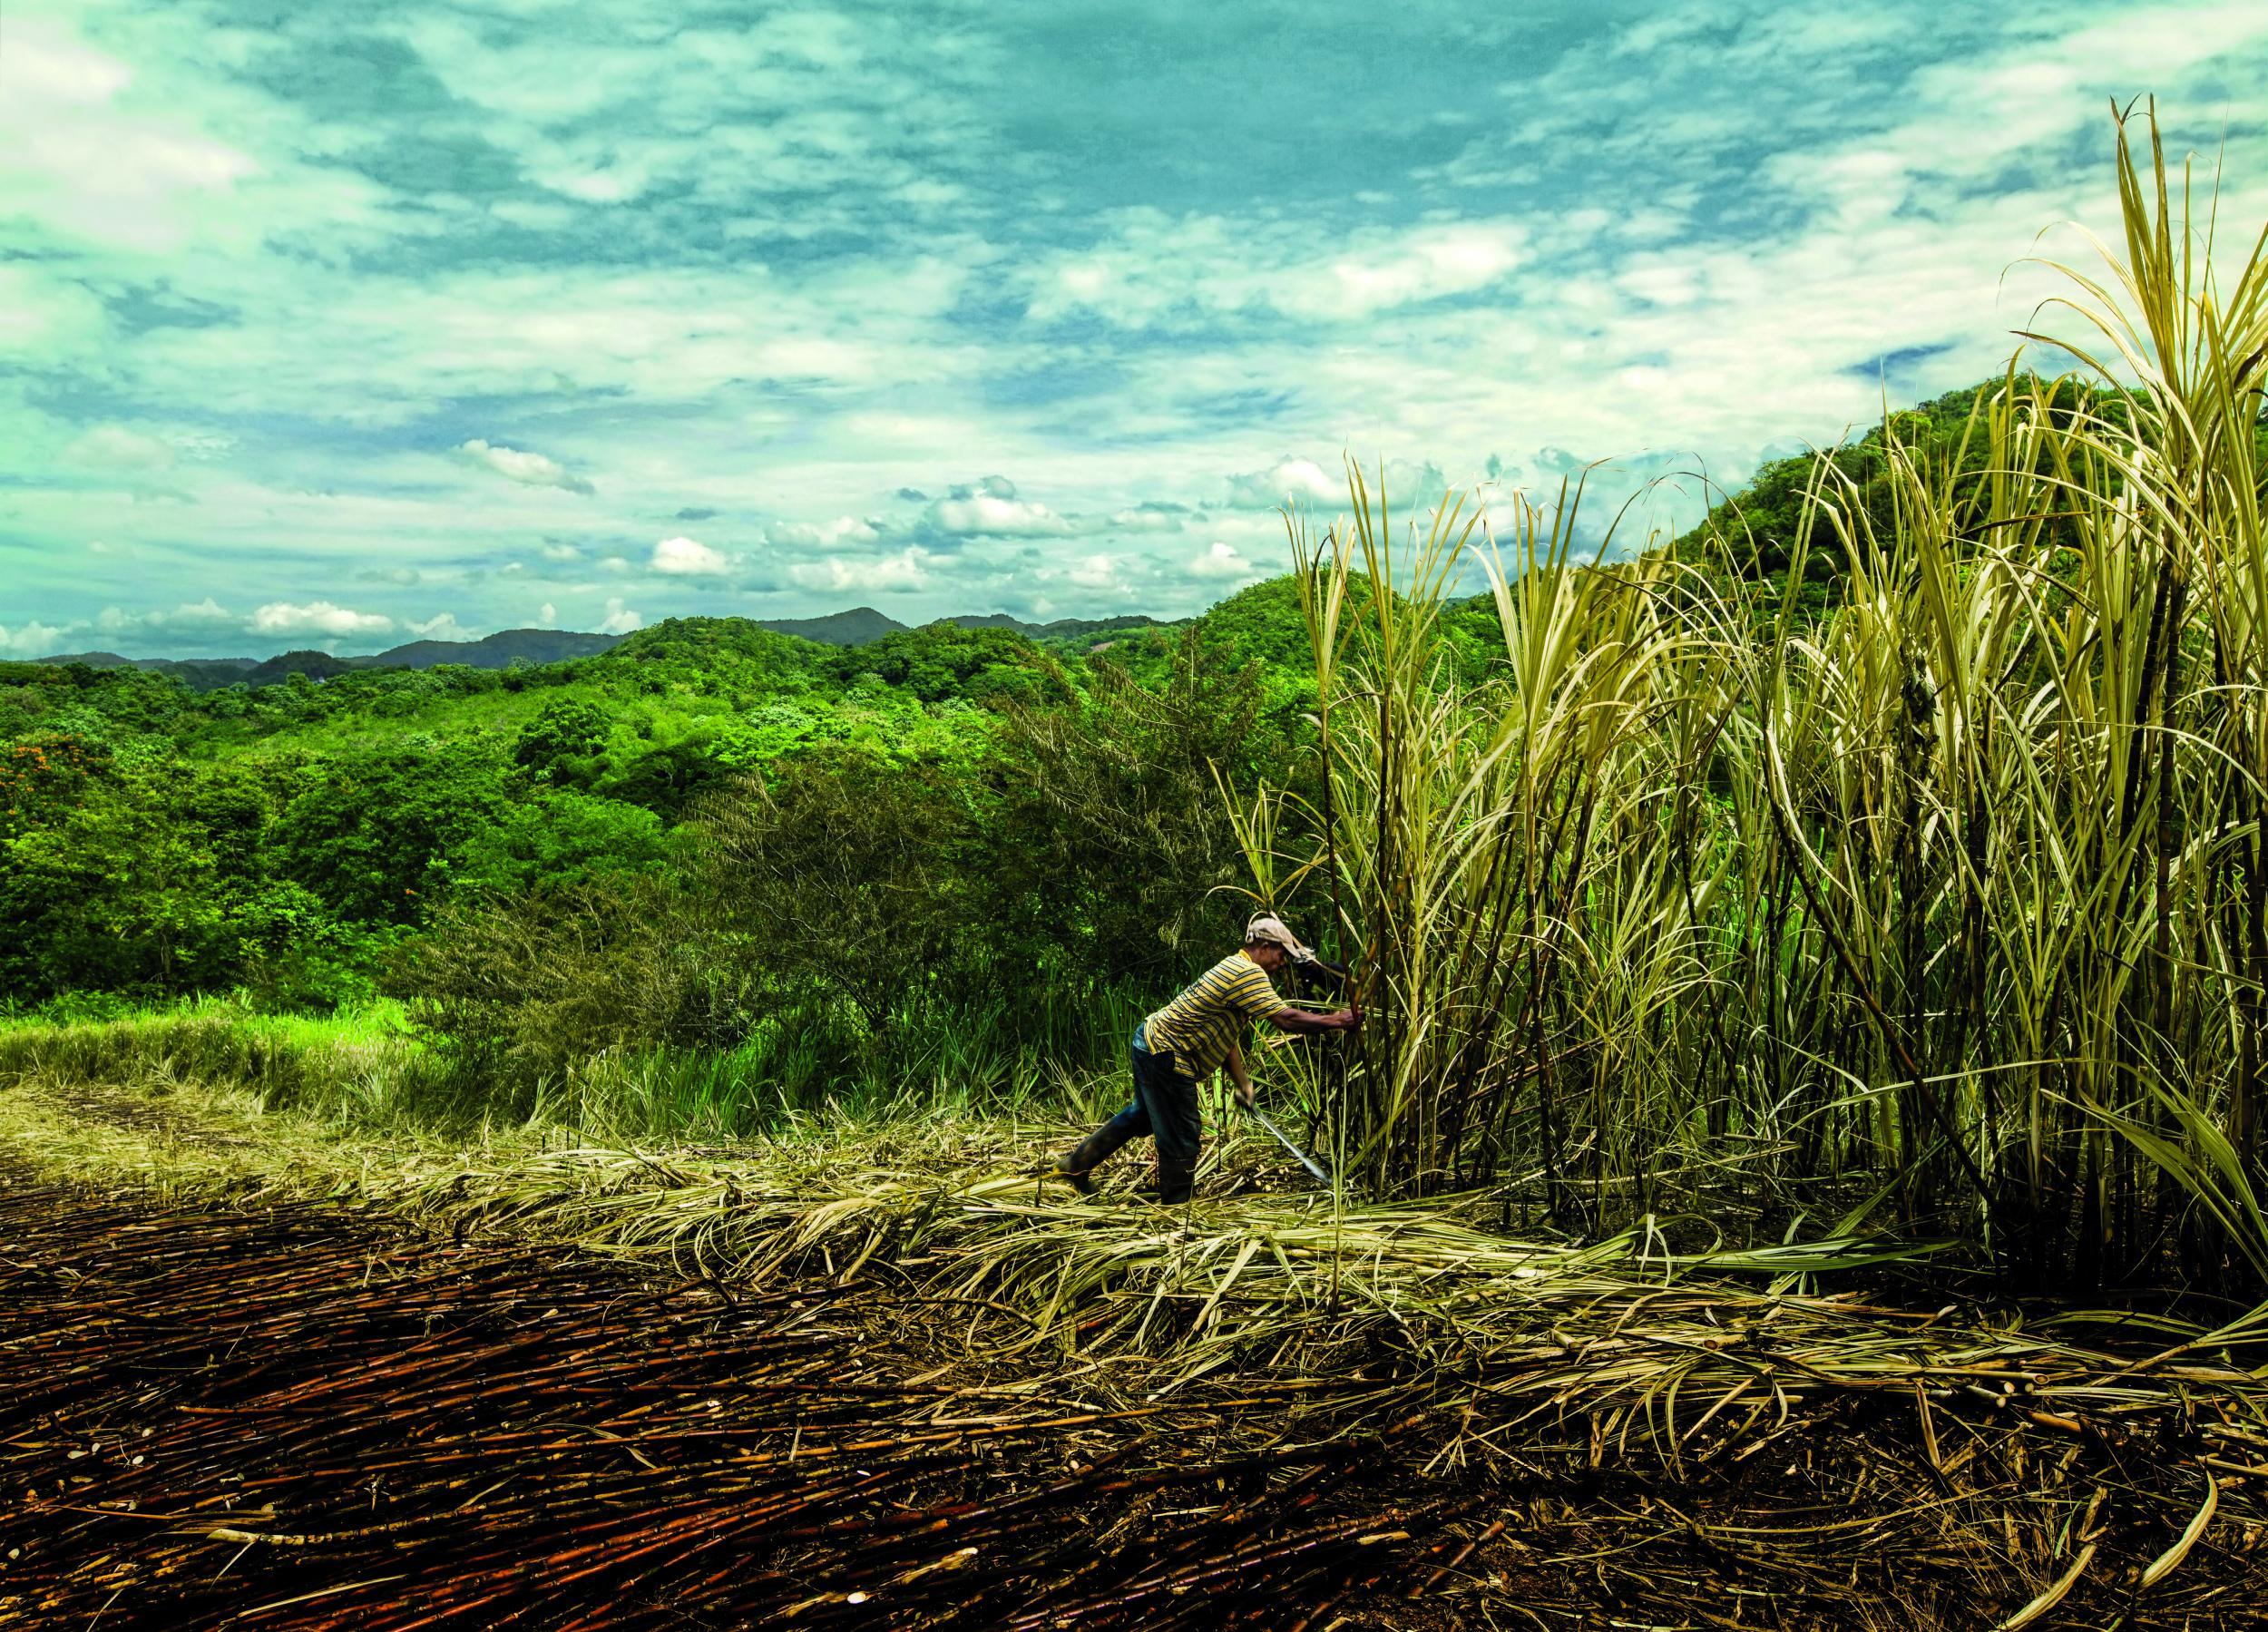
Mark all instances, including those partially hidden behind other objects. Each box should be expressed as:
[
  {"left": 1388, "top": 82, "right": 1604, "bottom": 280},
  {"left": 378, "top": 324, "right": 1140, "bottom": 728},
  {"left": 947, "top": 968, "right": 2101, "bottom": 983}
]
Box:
[
  {"left": 1674, "top": 374, "right": 2265, "bottom": 615},
  {"left": 0, "top": 378, "right": 1972, "bottom": 1020},
  {"left": 17, "top": 372, "right": 2237, "bottom": 1091},
  {"left": 1669, "top": 376, "right": 2031, "bottom": 616},
  {"left": 0, "top": 578, "right": 1309, "bottom": 1024},
  {"left": 367, "top": 628, "right": 627, "bottom": 669},
  {"left": 40, "top": 611, "right": 1177, "bottom": 690}
]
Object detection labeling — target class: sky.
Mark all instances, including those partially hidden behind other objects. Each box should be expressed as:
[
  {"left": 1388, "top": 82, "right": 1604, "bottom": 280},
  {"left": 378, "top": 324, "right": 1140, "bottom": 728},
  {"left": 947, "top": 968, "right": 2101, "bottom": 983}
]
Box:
[{"left": 3, "top": 1, "right": 2265, "bottom": 657}]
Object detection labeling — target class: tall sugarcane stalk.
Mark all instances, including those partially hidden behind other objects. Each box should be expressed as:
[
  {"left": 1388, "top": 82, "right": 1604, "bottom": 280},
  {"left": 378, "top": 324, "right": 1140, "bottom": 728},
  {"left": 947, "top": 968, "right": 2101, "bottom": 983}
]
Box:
[{"left": 1240, "top": 104, "right": 2268, "bottom": 1291}]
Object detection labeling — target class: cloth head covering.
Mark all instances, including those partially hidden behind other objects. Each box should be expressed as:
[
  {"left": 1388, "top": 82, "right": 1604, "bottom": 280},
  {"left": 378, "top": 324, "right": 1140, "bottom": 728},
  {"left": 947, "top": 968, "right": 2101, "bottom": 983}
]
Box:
[{"left": 1243, "top": 913, "right": 1315, "bottom": 962}]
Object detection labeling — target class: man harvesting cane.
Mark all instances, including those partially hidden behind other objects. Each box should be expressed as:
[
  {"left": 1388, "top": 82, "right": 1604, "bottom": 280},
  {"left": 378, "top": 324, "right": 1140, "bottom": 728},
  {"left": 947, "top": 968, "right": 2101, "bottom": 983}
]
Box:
[{"left": 1055, "top": 914, "right": 1360, "bottom": 1204}]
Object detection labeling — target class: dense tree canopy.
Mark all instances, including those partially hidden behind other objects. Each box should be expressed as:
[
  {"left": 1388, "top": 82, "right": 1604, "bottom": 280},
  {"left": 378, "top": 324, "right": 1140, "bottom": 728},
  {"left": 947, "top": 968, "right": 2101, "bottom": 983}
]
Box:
[{"left": 10, "top": 374, "right": 2139, "bottom": 1028}]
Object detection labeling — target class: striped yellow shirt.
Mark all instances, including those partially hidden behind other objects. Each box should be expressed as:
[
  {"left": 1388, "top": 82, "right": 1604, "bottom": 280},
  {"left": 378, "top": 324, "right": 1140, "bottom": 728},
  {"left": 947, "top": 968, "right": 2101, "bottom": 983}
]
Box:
[{"left": 1142, "top": 952, "right": 1284, "bottom": 1080}]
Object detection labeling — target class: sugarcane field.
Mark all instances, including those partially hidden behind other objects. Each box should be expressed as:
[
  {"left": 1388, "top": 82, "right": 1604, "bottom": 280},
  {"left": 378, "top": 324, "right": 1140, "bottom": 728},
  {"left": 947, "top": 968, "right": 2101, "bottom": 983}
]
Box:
[{"left": 8, "top": 11, "right": 2268, "bottom": 1630}]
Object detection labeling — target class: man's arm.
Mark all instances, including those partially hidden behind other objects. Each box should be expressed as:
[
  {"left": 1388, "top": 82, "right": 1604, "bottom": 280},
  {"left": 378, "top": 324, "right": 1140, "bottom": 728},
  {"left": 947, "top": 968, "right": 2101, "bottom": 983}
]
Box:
[
  {"left": 1224, "top": 1038, "right": 1256, "bottom": 1109},
  {"left": 1265, "top": 1004, "right": 1361, "bottom": 1036}
]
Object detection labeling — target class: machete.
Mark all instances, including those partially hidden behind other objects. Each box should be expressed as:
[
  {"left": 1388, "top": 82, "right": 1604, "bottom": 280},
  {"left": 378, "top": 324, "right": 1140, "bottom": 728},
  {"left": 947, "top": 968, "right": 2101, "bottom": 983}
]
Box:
[{"left": 1246, "top": 1102, "right": 1330, "bottom": 1184}]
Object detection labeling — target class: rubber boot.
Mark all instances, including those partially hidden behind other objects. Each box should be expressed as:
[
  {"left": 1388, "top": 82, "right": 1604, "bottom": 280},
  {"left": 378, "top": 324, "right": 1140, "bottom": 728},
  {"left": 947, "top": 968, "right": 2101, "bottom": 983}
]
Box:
[
  {"left": 1056, "top": 1124, "right": 1132, "bottom": 1195},
  {"left": 1155, "top": 1158, "right": 1197, "bottom": 1207}
]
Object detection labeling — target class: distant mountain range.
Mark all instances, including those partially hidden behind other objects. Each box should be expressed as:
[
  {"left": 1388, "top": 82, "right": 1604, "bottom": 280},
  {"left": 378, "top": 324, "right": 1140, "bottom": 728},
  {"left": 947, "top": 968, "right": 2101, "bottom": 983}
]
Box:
[
  {"left": 38, "top": 627, "right": 628, "bottom": 688},
  {"left": 36, "top": 607, "right": 1168, "bottom": 689},
  {"left": 708, "top": 607, "right": 1161, "bottom": 646},
  {"left": 40, "top": 654, "right": 269, "bottom": 687},
  {"left": 750, "top": 607, "right": 907, "bottom": 646},
  {"left": 369, "top": 628, "right": 625, "bottom": 669},
  {"left": 942, "top": 612, "right": 1162, "bottom": 640}
]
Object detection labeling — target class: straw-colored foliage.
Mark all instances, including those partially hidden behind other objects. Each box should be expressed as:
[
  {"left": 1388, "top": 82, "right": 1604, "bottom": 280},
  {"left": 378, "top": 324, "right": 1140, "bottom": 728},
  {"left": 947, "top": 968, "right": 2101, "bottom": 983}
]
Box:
[
  {"left": 1246, "top": 108, "right": 2267, "bottom": 1293},
  {"left": 393, "top": 1122, "right": 2260, "bottom": 1458},
  {"left": 10, "top": 104, "right": 2268, "bottom": 1625},
  {"left": 8, "top": 995, "right": 2266, "bottom": 1619}
]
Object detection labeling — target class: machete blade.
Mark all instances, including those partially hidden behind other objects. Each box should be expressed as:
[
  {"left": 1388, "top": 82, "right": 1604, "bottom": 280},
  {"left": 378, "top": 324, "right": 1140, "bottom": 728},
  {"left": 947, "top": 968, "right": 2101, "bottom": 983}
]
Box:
[{"left": 1247, "top": 1105, "right": 1331, "bottom": 1184}]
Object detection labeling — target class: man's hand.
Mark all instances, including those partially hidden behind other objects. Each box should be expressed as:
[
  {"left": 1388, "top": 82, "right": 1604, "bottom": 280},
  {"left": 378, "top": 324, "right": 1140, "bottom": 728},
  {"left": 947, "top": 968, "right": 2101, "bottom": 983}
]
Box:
[
  {"left": 1236, "top": 1080, "right": 1256, "bottom": 1109},
  {"left": 1334, "top": 1005, "right": 1363, "bottom": 1031}
]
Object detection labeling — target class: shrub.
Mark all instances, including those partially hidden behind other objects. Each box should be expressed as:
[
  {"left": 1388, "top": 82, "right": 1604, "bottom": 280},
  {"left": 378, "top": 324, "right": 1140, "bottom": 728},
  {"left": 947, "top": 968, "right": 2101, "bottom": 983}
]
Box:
[
  {"left": 390, "top": 875, "right": 763, "bottom": 1114},
  {"left": 694, "top": 752, "right": 984, "bottom": 1031}
]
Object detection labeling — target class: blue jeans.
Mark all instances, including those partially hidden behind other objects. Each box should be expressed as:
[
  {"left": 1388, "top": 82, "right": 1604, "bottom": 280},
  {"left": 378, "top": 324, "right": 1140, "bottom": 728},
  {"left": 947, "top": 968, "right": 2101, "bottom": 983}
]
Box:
[{"left": 1070, "top": 1027, "right": 1203, "bottom": 1202}]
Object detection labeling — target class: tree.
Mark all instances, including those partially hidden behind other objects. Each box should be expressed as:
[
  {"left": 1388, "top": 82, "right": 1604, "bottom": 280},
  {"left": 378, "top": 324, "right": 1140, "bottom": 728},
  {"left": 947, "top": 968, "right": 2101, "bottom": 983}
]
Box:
[
  {"left": 513, "top": 696, "right": 613, "bottom": 782},
  {"left": 0, "top": 757, "right": 330, "bottom": 1000},
  {"left": 455, "top": 790, "right": 673, "bottom": 896},
  {"left": 269, "top": 747, "right": 509, "bottom": 923},
  {"left": 820, "top": 623, "right": 1058, "bottom": 705},
  {"left": 983, "top": 642, "right": 1296, "bottom": 996}
]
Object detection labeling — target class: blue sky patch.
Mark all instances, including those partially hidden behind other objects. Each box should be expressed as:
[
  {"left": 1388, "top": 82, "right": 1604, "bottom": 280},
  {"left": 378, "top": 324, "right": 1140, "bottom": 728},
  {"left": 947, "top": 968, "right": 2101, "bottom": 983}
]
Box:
[{"left": 2, "top": 0, "right": 2264, "bottom": 654}]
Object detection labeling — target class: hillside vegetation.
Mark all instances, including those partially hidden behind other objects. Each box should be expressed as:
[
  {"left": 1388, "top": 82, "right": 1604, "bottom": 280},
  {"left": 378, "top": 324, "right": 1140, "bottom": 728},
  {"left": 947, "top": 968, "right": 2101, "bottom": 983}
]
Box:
[
  {"left": 41, "top": 607, "right": 1178, "bottom": 690},
  {"left": 9, "top": 118, "right": 2268, "bottom": 1300},
  {"left": 9, "top": 357, "right": 2264, "bottom": 1261},
  {"left": 0, "top": 584, "right": 1315, "bottom": 1116}
]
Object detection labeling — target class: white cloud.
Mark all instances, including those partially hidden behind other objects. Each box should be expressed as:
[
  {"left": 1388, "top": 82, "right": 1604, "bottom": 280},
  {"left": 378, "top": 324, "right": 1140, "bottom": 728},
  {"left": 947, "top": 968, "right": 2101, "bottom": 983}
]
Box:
[
  {"left": 1106, "top": 507, "right": 1186, "bottom": 533},
  {"left": 249, "top": 601, "right": 395, "bottom": 639},
  {"left": 650, "top": 534, "right": 729, "bottom": 575},
  {"left": 1295, "top": 224, "right": 1528, "bottom": 321},
  {"left": 597, "top": 597, "right": 643, "bottom": 634},
  {"left": 788, "top": 546, "right": 933, "bottom": 593},
  {"left": 538, "top": 601, "right": 557, "bottom": 623},
  {"left": 405, "top": 613, "right": 466, "bottom": 640},
  {"left": 539, "top": 542, "right": 582, "bottom": 562},
  {"left": 64, "top": 425, "right": 177, "bottom": 472},
  {"left": 490, "top": 199, "right": 577, "bottom": 230},
  {"left": 170, "top": 431, "right": 235, "bottom": 461},
  {"left": 0, "top": 22, "right": 259, "bottom": 254},
  {"left": 95, "top": 597, "right": 238, "bottom": 635},
  {"left": 881, "top": 480, "right": 1181, "bottom": 546},
  {"left": 0, "top": 261, "right": 109, "bottom": 355},
  {"left": 1225, "top": 457, "right": 1339, "bottom": 509},
  {"left": 1220, "top": 455, "right": 1445, "bottom": 515},
  {"left": 1069, "top": 552, "right": 1122, "bottom": 591},
  {"left": 176, "top": 596, "right": 233, "bottom": 629},
  {"left": 132, "top": 259, "right": 971, "bottom": 432},
  {"left": 1026, "top": 218, "right": 1528, "bottom": 329},
  {"left": 1370, "top": 458, "right": 1452, "bottom": 515},
  {"left": 455, "top": 438, "right": 596, "bottom": 495},
  {"left": 924, "top": 493, "right": 1084, "bottom": 537},
  {"left": 0, "top": 621, "right": 81, "bottom": 656},
  {"left": 763, "top": 514, "right": 887, "bottom": 550},
  {"left": 388, "top": 5, "right": 985, "bottom": 226},
  {"left": 1190, "top": 542, "right": 1259, "bottom": 581},
  {"left": 1764, "top": 4, "right": 2268, "bottom": 225}
]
